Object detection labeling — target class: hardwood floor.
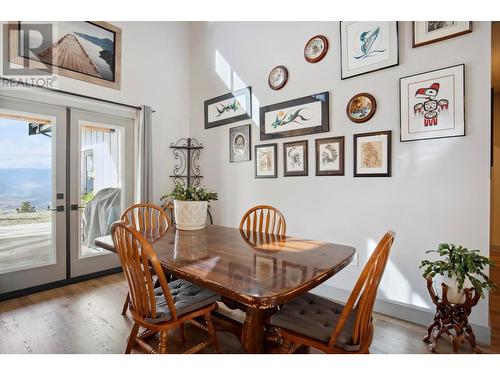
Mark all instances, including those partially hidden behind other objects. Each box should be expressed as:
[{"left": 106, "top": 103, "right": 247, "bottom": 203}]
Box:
[{"left": 0, "top": 273, "right": 498, "bottom": 354}]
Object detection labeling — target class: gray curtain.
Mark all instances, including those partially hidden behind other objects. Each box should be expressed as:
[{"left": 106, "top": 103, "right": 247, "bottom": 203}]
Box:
[{"left": 137, "top": 105, "right": 153, "bottom": 203}]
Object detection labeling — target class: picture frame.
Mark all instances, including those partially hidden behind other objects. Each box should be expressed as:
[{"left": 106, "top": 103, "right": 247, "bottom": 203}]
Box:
[
  {"left": 229, "top": 124, "right": 251, "bottom": 162},
  {"left": 260, "top": 92, "right": 329, "bottom": 140},
  {"left": 413, "top": 22, "right": 472, "bottom": 48},
  {"left": 255, "top": 143, "right": 278, "bottom": 178},
  {"left": 204, "top": 86, "right": 252, "bottom": 129},
  {"left": 400, "top": 64, "right": 465, "bottom": 142},
  {"left": 340, "top": 21, "right": 399, "bottom": 80},
  {"left": 283, "top": 140, "right": 308, "bottom": 177},
  {"left": 304, "top": 35, "right": 329, "bottom": 63},
  {"left": 315, "top": 136, "right": 345, "bottom": 176},
  {"left": 9, "top": 21, "right": 122, "bottom": 89},
  {"left": 346, "top": 93, "right": 377, "bottom": 123},
  {"left": 354, "top": 131, "right": 392, "bottom": 177},
  {"left": 268, "top": 65, "right": 288, "bottom": 90}
]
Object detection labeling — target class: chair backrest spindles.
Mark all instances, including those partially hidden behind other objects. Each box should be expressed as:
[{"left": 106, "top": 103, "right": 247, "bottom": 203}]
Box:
[
  {"left": 239, "top": 205, "right": 286, "bottom": 236},
  {"left": 121, "top": 203, "right": 171, "bottom": 241},
  {"left": 111, "top": 221, "right": 177, "bottom": 322},
  {"left": 328, "top": 231, "right": 395, "bottom": 349}
]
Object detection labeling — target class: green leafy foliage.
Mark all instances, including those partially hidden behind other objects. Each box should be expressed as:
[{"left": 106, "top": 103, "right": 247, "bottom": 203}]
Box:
[
  {"left": 161, "top": 183, "right": 218, "bottom": 203},
  {"left": 420, "top": 243, "right": 496, "bottom": 298}
]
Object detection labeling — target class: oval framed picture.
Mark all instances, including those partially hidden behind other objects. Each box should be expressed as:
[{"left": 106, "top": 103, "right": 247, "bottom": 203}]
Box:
[
  {"left": 268, "top": 65, "right": 288, "bottom": 90},
  {"left": 346, "top": 93, "right": 377, "bottom": 123},
  {"left": 304, "top": 35, "right": 329, "bottom": 63}
]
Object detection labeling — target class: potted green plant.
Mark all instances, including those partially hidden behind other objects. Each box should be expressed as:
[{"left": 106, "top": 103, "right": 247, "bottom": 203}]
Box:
[
  {"left": 161, "top": 183, "right": 218, "bottom": 231},
  {"left": 420, "top": 243, "right": 496, "bottom": 304}
]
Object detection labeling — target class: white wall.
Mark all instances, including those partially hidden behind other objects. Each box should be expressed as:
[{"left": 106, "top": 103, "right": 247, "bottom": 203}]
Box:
[
  {"left": 1, "top": 21, "right": 191, "bottom": 203},
  {"left": 189, "top": 22, "right": 492, "bottom": 328}
]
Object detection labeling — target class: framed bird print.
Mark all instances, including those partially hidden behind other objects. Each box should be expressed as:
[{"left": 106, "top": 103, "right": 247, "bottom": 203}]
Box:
[
  {"left": 204, "top": 87, "right": 252, "bottom": 129},
  {"left": 340, "top": 21, "right": 399, "bottom": 80},
  {"left": 400, "top": 64, "right": 465, "bottom": 142},
  {"left": 315, "top": 137, "right": 345, "bottom": 176},
  {"left": 283, "top": 140, "right": 308, "bottom": 177},
  {"left": 255, "top": 143, "right": 277, "bottom": 178}
]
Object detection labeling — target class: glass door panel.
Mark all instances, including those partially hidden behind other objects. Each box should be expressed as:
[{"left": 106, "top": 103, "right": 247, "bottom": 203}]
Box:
[
  {"left": 69, "top": 110, "right": 133, "bottom": 277},
  {"left": 0, "top": 97, "right": 67, "bottom": 294}
]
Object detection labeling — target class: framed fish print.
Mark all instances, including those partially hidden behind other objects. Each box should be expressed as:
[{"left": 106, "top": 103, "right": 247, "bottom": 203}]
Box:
[
  {"left": 413, "top": 22, "right": 472, "bottom": 48},
  {"left": 255, "top": 143, "right": 277, "bottom": 178},
  {"left": 354, "top": 131, "right": 391, "bottom": 177},
  {"left": 283, "top": 140, "right": 308, "bottom": 177},
  {"left": 260, "top": 92, "right": 329, "bottom": 140},
  {"left": 340, "top": 21, "right": 399, "bottom": 80},
  {"left": 229, "top": 124, "right": 251, "bottom": 162},
  {"left": 204, "top": 86, "right": 252, "bottom": 129},
  {"left": 400, "top": 64, "right": 465, "bottom": 142},
  {"left": 315, "top": 136, "right": 345, "bottom": 176}
]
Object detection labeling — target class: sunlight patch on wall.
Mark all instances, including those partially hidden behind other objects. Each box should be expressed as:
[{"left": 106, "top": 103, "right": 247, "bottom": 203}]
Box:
[{"left": 215, "top": 50, "right": 232, "bottom": 90}]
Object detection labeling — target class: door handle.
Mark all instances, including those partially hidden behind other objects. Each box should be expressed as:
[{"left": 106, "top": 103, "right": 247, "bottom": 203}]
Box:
[
  {"left": 50, "top": 205, "right": 65, "bottom": 212},
  {"left": 70, "top": 204, "right": 86, "bottom": 211}
]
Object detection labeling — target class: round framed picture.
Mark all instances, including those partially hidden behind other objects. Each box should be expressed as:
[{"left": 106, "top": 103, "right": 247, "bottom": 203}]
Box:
[
  {"left": 304, "top": 35, "right": 329, "bottom": 63},
  {"left": 346, "top": 93, "right": 377, "bottom": 123},
  {"left": 268, "top": 65, "right": 288, "bottom": 90}
]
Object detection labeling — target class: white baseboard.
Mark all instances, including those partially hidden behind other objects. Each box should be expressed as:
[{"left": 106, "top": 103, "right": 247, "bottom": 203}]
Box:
[{"left": 312, "top": 284, "right": 491, "bottom": 346}]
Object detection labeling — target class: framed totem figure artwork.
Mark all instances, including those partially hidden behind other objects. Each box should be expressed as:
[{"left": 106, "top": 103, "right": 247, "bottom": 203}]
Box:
[
  {"left": 400, "top": 64, "right": 465, "bottom": 142},
  {"left": 340, "top": 21, "right": 399, "bottom": 79},
  {"left": 354, "top": 131, "right": 392, "bottom": 177},
  {"left": 260, "top": 92, "right": 329, "bottom": 140},
  {"left": 413, "top": 22, "right": 472, "bottom": 48},
  {"left": 229, "top": 124, "right": 251, "bottom": 162},
  {"left": 255, "top": 143, "right": 277, "bottom": 178},
  {"left": 283, "top": 140, "right": 308, "bottom": 177},
  {"left": 315, "top": 136, "right": 345, "bottom": 176},
  {"left": 204, "top": 86, "right": 252, "bottom": 129}
]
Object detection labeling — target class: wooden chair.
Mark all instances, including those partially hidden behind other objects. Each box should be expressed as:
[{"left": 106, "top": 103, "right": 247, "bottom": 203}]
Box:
[
  {"left": 111, "top": 221, "right": 221, "bottom": 354},
  {"left": 268, "top": 231, "right": 395, "bottom": 354},
  {"left": 120, "top": 203, "right": 172, "bottom": 315},
  {"left": 239, "top": 205, "right": 286, "bottom": 236}
]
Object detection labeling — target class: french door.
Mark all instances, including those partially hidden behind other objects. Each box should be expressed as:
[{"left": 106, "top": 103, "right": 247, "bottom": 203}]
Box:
[
  {"left": 69, "top": 109, "right": 134, "bottom": 277},
  {"left": 0, "top": 97, "right": 135, "bottom": 295},
  {"left": 0, "top": 97, "right": 67, "bottom": 294}
]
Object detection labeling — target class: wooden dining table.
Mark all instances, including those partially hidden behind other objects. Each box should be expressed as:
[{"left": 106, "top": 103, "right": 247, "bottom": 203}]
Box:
[{"left": 95, "top": 225, "right": 355, "bottom": 353}]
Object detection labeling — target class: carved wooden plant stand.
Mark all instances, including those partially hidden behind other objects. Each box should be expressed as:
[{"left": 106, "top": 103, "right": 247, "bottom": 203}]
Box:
[{"left": 423, "top": 277, "right": 481, "bottom": 353}]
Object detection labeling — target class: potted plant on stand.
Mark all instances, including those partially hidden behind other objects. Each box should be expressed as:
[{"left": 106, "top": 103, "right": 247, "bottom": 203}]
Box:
[
  {"left": 161, "top": 183, "right": 218, "bottom": 231},
  {"left": 420, "top": 243, "right": 496, "bottom": 353}
]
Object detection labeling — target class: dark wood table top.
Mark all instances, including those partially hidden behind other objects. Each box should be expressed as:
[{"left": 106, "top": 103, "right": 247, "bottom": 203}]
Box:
[{"left": 95, "top": 225, "right": 355, "bottom": 308}]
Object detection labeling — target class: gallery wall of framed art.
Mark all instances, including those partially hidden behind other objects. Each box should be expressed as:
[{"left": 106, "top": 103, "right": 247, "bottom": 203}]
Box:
[{"left": 190, "top": 21, "right": 490, "bottom": 325}]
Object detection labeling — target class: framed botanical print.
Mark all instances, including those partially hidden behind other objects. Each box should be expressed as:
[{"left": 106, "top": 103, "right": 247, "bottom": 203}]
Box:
[
  {"left": 315, "top": 136, "right": 344, "bottom": 176},
  {"left": 255, "top": 143, "right": 277, "bottom": 178},
  {"left": 9, "top": 21, "right": 122, "bottom": 89},
  {"left": 413, "top": 22, "right": 472, "bottom": 48},
  {"left": 346, "top": 93, "right": 377, "bottom": 123},
  {"left": 340, "top": 21, "right": 399, "bottom": 80},
  {"left": 260, "top": 92, "right": 329, "bottom": 140},
  {"left": 283, "top": 140, "right": 308, "bottom": 177},
  {"left": 204, "top": 87, "right": 252, "bottom": 129},
  {"left": 400, "top": 64, "right": 465, "bottom": 142},
  {"left": 354, "top": 131, "right": 392, "bottom": 177},
  {"left": 229, "top": 124, "right": 251, "bottom": 162}
]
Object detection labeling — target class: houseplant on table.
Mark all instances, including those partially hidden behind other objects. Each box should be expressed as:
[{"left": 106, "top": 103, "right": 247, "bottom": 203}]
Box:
[
  {"left": 420, "top": 243, "right": 496, "bottom": 304},
  {"left": 161, "top": 183, "right": 218, "bottom": 231}
]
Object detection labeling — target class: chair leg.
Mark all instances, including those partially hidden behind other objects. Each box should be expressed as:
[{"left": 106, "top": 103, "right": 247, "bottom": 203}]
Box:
[
  {"left": 180, "top": 323, "right": 186, "bottom": 343},
  {"left": 125, "top": 323, "right": 140, "bottom": 354},
  {"left": 122, "top": 293, "right": 130, "bottom": 315},
  {"left": 205, "top": 313, "right": 222, "bottom": 354},
  {"left": 159, "top": 329, "right": 169, "bottom": 354}
]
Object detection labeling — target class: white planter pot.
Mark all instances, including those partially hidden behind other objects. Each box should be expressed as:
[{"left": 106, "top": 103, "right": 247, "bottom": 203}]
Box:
[
  {"left": 173, "top": 200, "right": 208, "bottom": 231},
  {"left": 434, "top": 274, "right": 473, "bottom": 304}
]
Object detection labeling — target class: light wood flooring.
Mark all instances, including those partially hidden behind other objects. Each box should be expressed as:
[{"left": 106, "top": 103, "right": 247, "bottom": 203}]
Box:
[{"left": 0, "top": 273, "right": 498, "bottom": 354}]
